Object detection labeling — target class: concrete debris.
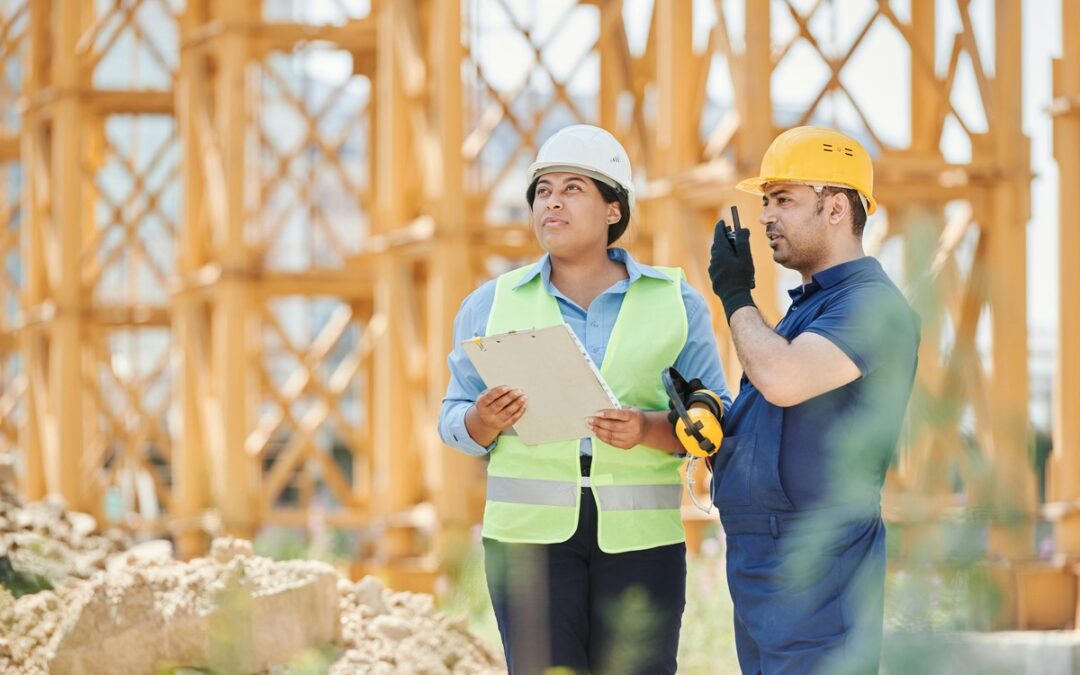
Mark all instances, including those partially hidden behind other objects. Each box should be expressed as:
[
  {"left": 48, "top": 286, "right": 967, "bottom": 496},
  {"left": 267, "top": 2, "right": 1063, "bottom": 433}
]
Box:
[
  {"left": 105, "top": 539, "right": 174, "bottom": 574},
  {"left": 0, "top": 488, "right": 132, "bottom": 589},
  {"left": 0, "top": 526, "right": 505, "bottom": 674},
  {"left": 47, "top": 550, "right": 341, "bottom": 675},
  {"left": 334, "top": 575, "right": 504, "bottom": 675}
]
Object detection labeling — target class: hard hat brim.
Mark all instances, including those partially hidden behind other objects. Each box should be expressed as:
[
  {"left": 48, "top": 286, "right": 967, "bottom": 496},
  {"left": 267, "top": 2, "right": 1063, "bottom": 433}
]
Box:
[
  {"left": 735, "top": 176, "right": 768, "bottom": 196},
  {"left": 529, "top": 161, "right": 619, "bottom": 189},
  {"left": 735, "top": 176, "right": 877, "bottom": 215},
  {"left": 527, "top": 161, "right": 635, "bottom": 210}
]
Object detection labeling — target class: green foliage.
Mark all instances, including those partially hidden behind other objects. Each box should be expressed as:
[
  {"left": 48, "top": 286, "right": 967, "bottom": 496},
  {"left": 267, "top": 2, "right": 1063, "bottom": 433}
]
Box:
[
  {"left": 885, "top": 564, "right": 1004, "bottom": 633},
  {"left": 676, "top": 534, "right": 740, "bottom": 675},
  {"left": 0, "top": 555, "right": 53, "bottom": 598},
  {"left": 253, "top": 527, "right": 354, "bottom": 564},
  {"left": 434, "top": 530, "right": 501, "bottom": 650}
]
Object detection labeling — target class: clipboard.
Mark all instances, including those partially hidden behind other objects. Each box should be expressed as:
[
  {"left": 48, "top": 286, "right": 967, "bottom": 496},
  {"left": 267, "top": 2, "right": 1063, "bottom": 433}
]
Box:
[{"left": 462, "top": 324, "right": 621, "bottom": 445}]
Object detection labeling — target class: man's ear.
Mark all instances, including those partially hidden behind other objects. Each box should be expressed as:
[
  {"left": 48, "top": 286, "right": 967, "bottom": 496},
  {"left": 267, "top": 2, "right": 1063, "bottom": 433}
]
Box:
[{"left": 830, "top": 192, "right": 849, "bottom": 226}]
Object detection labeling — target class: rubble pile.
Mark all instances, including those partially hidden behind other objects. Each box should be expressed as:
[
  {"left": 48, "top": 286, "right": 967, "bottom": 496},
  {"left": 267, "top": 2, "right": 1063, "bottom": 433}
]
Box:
[
  {"left": 0, "top": 482, "right": 504, "bottom": 675},
  {"left": 0, "top": 474, "right": 131, "bottom": 591},
  {"left": 0, "top": 464, "right": 504, "bottom": 674},
  {"left": 45, "top": 538, "right": 342, "bottom": 675},
  {"left": 332, "top": 575, "right": 503, "bottom": 674}
]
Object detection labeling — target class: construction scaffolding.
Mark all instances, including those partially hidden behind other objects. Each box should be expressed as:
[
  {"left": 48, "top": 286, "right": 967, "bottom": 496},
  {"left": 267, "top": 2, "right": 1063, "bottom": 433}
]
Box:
[{"left": 0, "top": 0, "right": 1076, "bottom": 627}]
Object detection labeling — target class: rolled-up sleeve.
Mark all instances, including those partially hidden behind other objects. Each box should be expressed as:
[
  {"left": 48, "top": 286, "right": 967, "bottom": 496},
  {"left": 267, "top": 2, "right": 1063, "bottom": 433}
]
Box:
[
  {"left": 673, "top": 280, "right": 732, "bottom": 413},
  {"left": 438, "top": 282, "right": 498, "bottom": 456}
]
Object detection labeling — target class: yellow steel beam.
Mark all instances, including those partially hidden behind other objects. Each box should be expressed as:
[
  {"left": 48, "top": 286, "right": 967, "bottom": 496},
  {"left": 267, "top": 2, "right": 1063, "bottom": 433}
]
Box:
[
  {"left": 428, "top": 0, "right": 481, "bottom": 547},
  {"left": 181, "top": 17, "right": 377, "bottom": 58},
  {"left": 597, "top": 0, "right": 621, "bottom": 133},
  {"left": 17, "top": 0, "right": 47, "bottom": 502},
  {"left": 1052, "top": 0, "right": 1080, "bottom": 557},
  {"left": 651, "top": 0, "right": 695, "bottom": 268},
  {"left": 732, "top": 0, "right": 779, "bottom": 331},
  {"left": 891, "top": 0, "right": 946, "bottom": 503},
  {"left": 0, "top": 136, "right": 18, "bottom": 160},
  {"left": 47, "top": 1, "right": 88, "bottom": 510},
  {"left": 985, "top": 0, "right": 1035, "bottom": 558},
  {"left": 216, "top": 0, "right": 258, "bottom": 539},
  {"left": 173, "top": 0, "right": 211, "bottom": 558},
  {"left": 372, "top": 0, "right": 422, "bottom": 561},
  {"left": 909, "top": 0, "right": 938, "bottom": 156},
  {"left": 21, "top": 89, "right": 174, "bottom": 115}
]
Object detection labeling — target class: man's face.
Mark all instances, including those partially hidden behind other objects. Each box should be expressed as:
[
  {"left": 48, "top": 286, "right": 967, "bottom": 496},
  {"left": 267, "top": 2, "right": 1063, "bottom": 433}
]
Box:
[{"left": 759, "top": 183, "right": 831, "bottom": 272}]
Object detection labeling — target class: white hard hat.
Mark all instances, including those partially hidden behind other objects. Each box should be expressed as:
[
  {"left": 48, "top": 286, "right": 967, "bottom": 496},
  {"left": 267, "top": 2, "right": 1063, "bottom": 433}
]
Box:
[{"left": 527, "top": 124, "right": 635, "bottom": 211}]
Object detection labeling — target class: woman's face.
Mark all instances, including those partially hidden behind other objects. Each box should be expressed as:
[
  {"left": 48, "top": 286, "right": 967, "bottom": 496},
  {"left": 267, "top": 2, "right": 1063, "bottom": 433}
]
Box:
[{"left": 531, "top": 172, "right": 621, "bottom": 257}]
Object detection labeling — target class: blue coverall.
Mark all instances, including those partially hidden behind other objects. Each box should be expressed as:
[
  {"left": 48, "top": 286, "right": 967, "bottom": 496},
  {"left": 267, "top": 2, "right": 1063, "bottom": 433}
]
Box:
[{"left": 715, "top": 256, "right": 920, "bottom": 675}]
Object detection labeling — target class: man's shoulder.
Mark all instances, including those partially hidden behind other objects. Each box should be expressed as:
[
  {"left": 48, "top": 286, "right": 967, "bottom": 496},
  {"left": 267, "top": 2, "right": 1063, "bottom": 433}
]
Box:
[
  {"left": 829, "top": 272, "right": 915, "bottom": 319},
  {"left": 808, "top": 273, "right": 920, "bottom": 351}
]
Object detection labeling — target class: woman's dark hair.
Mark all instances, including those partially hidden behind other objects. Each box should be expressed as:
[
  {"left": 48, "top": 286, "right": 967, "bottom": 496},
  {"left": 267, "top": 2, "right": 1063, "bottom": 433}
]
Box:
[{"left": 526, "top": 177, "right": 631, "bottom": 245}]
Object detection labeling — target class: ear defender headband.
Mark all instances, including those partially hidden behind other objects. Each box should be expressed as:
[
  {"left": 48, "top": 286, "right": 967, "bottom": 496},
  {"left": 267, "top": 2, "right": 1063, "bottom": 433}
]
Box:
[{"left": 662, "top": 367, "right": 724, "bottom": 458}]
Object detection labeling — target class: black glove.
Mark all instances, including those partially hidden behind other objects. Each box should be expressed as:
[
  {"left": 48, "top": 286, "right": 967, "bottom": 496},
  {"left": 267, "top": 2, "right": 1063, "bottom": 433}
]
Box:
[
  {"left": 666, "top": 376, "right": 705, "bottom": 427},
  {"left": 709, "top": 218, "right": 756, "bottom": 322}
]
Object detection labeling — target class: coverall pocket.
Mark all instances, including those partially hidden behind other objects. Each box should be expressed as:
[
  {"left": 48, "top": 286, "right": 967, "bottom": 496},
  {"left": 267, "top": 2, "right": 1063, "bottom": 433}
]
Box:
[
  {"left": 712, "top": 434, "right": 755, "bottom": 509},
  {"left": 773, "top": 551, "right": 848, "bottom": 645}
]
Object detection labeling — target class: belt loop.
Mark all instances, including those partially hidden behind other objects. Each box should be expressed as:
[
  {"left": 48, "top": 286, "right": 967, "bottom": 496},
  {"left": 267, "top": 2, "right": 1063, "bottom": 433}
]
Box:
[{"left": 768, "top": 514, "right": 779, "bottom": 539}]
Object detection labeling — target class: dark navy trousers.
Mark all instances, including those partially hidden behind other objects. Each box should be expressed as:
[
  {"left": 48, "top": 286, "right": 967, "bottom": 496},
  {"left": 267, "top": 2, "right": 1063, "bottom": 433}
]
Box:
[
  {"left": 713, "top": 387, "right": 888, "bottom": 675},
  {"left": 483, "top": 475, "right": 686, "bottom": 675},
  {"left": 725, "top": 515, "right": 886, "bottom": 675}
]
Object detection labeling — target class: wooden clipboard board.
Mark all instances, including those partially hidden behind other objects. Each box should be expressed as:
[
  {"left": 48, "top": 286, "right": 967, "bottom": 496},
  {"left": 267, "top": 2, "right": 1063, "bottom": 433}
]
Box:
[{"left": 462, "top": 324, "right": 621, "bottom": 445}]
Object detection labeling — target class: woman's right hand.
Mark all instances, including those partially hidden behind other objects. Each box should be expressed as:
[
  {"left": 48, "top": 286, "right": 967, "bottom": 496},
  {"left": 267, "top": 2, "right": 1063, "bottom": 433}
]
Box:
[{"left": 465, "top": 386, "right": 528, "bottom": 447}]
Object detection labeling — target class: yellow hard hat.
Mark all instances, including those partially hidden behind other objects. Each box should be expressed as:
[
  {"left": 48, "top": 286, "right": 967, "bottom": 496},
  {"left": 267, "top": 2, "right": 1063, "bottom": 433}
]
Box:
[{"left": 736, "top": 126, "right": 877, "bottom": 215}]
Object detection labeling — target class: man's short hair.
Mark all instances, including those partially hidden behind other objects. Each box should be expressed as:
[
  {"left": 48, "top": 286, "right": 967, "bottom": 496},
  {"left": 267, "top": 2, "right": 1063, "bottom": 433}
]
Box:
[{"left": 819, "top": 186, "right": 868, "bottom": 237}]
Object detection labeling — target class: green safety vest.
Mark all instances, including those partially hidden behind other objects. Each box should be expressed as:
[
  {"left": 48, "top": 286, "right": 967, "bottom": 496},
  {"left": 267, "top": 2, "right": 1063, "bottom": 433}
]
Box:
[{"left": 481, "top": 263, "right": 689, "bottom": 553}]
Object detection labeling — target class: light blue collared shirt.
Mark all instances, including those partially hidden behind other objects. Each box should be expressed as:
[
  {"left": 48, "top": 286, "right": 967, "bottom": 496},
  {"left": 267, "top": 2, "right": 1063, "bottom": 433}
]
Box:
[{"left": 438, "top": 247, "right": 732, "bottom": 456}]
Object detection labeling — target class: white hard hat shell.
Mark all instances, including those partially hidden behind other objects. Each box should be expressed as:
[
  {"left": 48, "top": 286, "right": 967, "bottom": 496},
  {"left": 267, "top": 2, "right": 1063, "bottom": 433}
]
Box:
[{"left": 527, "top": 124, "right": 635, "bottom": 210}]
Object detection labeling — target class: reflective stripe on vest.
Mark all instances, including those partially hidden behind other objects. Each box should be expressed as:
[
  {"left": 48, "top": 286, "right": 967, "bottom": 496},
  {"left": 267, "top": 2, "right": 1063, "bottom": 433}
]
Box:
[
  {"left": 487, "top": 476, "right": 682, "bottom": 511},
  {"left": 481, "top": 261, "right": 690, "bottom": 552},
  {"left": 486, "top": 476, "right": 577, "bottom": 507},
  {"left": 594, "top": 483, "right": 684, "bottom": 511}
]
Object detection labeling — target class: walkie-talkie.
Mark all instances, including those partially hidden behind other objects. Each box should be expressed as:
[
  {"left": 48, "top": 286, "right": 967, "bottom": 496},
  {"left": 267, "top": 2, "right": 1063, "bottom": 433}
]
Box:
[
  {"left": 721, "top": 205, "right": 755, "bottom": 289},
  {"left": 724, "top": 205, "right": 742, "bottom": 250}
]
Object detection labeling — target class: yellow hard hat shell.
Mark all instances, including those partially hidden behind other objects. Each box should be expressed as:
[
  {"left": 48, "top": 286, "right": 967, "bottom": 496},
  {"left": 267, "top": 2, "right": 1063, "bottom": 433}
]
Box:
[{"left": 736, "top": 126, "right": 877, "bottom": 215}]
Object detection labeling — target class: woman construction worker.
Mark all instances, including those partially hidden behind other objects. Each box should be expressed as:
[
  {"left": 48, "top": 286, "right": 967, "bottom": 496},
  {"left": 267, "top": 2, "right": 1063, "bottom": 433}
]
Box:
[{"left": 438, "top": 124, "right": 730, "bottom": 674}]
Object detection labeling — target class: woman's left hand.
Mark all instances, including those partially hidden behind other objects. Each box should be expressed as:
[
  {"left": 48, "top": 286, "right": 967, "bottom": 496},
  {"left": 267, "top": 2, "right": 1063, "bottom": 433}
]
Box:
[{"left": 588, "top": 407, "right": 646, "bottom": 449}]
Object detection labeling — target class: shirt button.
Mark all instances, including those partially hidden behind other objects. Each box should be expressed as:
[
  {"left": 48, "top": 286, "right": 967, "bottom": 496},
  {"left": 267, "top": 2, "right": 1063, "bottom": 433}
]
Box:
[{"left": 591, "top": 321, "right": 599, "bottom": 327}]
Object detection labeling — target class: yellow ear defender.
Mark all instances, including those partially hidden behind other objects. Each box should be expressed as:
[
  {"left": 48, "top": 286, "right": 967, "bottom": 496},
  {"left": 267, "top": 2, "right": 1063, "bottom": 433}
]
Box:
[{"left": 662, "top": 367, "right": 724, "bottom": 458}]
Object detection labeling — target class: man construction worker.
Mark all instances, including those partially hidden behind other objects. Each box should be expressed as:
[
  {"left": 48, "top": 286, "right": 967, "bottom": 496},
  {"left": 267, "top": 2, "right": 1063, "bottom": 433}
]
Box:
[{"left": 706, "top": 126, "right": 920, "bottom": 674}]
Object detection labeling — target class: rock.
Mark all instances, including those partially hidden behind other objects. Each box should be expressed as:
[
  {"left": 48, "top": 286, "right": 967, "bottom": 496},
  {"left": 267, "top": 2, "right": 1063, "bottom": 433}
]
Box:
[
  {"left": 210, "top": 537, "right": 254, "bottom": 563},
  {"left": 351, "top": 576, "right": 389, "bottom": 615},
  {"left": 48, "top": 549, "right": 341, "bottom": 675},
  {"left": 66, "top": 512, "right": 97, "bottom": 541},
  {"left": 371, "top": 614, "right": 414, "bottom": 641},
  {"left": 105, "top": 539, "right": 173, "bottom": 573}
]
